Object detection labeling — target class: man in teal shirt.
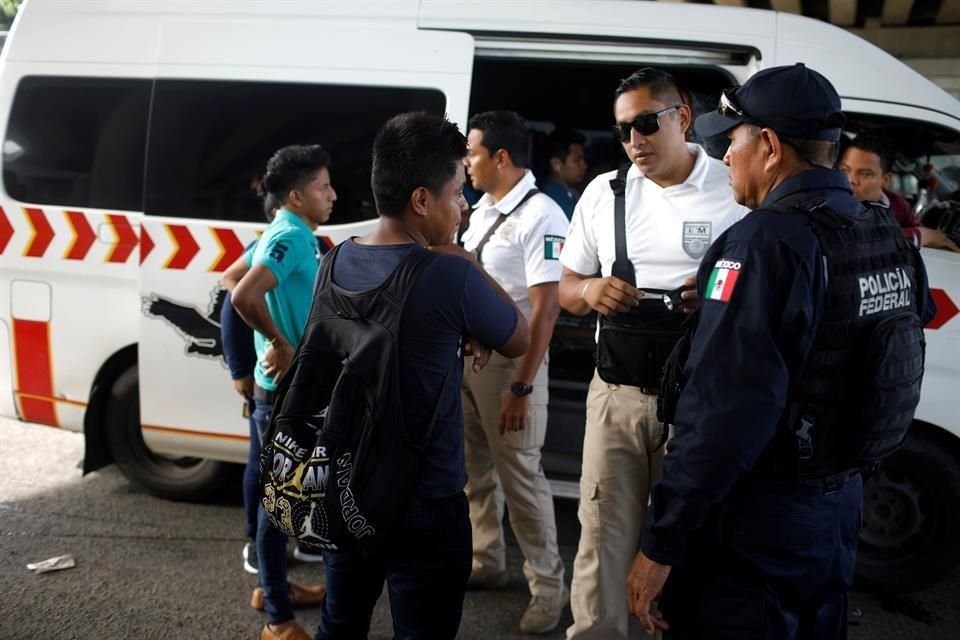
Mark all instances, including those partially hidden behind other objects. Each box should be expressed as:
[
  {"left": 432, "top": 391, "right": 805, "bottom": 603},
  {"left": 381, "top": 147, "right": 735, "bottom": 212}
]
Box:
[{"left": 233, "top": 144, "right": 337, "bottom": 640}]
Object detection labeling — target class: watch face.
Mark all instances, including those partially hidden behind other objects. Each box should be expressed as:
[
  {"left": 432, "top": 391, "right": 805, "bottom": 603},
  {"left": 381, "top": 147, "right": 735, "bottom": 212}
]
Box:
[{"left": 511, "top": 382, "right": 533, "bottom": 397}]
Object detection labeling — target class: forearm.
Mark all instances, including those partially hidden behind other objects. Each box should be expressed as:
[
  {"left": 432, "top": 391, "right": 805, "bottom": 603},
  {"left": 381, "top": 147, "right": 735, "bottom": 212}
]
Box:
[
  {"left": 233, "top": 292, "right": 282, "bottom": 343},
  {"left": 514, "top": 305, "right": 558, "bottom": 384},
  {"left": 558, "top": 271, "right": 593, "bottom": 316}
]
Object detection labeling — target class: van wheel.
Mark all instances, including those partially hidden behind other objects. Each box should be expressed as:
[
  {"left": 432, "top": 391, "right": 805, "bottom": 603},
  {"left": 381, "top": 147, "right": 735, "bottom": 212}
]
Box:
[
  {"left": 856, "top": 429, "right": 960, "bottom": 593},
  {"left": 105, "top": 366, "right": 230, "bottom": 501}
]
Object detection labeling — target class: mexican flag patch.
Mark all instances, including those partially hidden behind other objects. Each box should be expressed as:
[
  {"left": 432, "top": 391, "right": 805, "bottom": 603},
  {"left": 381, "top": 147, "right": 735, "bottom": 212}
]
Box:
[
  {"left": 544, "top": 235, "right": 564, "bottom": 260},
  {"left": 705, "top": 258, "right": 742, "bottom": 303}
]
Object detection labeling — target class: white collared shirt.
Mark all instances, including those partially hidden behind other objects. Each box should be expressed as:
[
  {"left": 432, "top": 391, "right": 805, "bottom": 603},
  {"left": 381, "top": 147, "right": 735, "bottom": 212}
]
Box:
[
  {"left": 561, "top": 143, "right": 747, "bottom": 290},
  {"left": 462, "top": 170, "right": 569, "bottom": 318}
]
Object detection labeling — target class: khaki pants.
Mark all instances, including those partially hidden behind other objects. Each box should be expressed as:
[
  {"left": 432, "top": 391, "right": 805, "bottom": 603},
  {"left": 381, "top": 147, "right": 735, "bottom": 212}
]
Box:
[
  {"left": 566, "top": 371, "right": 665, "bottom": 640},
  {"left": 462, "top": 351, "right": 565, "bottom": 597}
]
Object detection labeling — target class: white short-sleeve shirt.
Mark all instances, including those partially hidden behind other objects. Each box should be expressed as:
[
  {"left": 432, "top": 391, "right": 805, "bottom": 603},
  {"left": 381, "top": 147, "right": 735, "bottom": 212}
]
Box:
[
  {"left": 462, "top": 170, "right": 569, "bottom": 318},
  {"left": 561, "top": 143, "right": 748, "bottom": 291}
]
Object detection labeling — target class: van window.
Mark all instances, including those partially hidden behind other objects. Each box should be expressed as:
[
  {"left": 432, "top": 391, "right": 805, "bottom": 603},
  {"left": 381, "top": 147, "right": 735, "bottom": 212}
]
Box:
[
  {"left": 469, "top": 58, "right": 730, "bottom": 183},
  {"left": 3, "top": 76, "right": 151, "bottom": 211},
  {"left": 144, "top": 80, "right": 445, "bottom": 224}
]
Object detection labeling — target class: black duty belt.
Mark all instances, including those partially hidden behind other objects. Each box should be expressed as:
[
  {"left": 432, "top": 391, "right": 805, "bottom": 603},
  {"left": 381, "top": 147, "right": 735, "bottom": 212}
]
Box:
[
  {"left": 745, "top": 469, "right": 860, "bottom": 495},
  {"left": 253, "top": 385, "right": 275, "bottom": 404}
]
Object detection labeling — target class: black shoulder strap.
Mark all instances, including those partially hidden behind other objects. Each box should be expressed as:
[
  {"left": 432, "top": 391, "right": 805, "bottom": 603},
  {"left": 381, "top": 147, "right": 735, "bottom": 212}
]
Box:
[
  {"left": 312, "top": 240, "right": 342, "bottom": 296},
  {"left": 382, "top": 246, "right": 438, "bottom": 306},
  {"left": 473, "top": 188, "right": 541, "bottom": 264},
  {"left": 378, "top": 246, "right": 454, "bottom": 451},
  {"left": 766, "top": 193, "right": 853, "bottom": 230},
  {"left": 609, "top": 165, "right": 635, "bottom": 286}
]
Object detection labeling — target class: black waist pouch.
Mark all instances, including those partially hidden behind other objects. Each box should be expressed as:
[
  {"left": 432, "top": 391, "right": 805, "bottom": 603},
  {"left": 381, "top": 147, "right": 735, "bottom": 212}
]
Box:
[{"left": 595, "top": 301, "right": 685, "bottom": 389}]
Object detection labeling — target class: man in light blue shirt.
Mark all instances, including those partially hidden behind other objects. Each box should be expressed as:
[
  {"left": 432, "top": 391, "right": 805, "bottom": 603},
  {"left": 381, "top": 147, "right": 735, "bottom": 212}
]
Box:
[{"left": 233, "top": 144, "right": 337, "bottom": 640}]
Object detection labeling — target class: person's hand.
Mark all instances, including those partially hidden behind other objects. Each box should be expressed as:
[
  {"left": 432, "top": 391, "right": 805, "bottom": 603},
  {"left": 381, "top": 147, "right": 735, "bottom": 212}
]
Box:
[
  {"left": 464, "top": 336, "right": 491, "bottom": 373},
  {"left": 678, "top": 274, "right": 699, "bottom": 314},
  {"left": 263, "top": 337, "right": 295, "bottom": 382},
  {"left": 919, "top": 226, "right": 960, "bottom": 253},
  {"left": 627, "top": 551, "right": 672, "bottom": 636},
  {"left": 581, "top": 276, "right": 643, "bottom": 317},
  {"left": 232, "top": 375, "right": 253, "bottom": 399},
  {"left": 498, "top": 392, "right": 530, "bottom": 435}
]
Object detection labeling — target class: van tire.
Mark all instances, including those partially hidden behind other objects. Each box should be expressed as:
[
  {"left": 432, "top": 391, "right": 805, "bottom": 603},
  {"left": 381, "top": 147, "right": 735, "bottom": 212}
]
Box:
[
  {"left": 856, "top": 428, "right": 960, "bottom": 593},
  {"left": 105, "top": 366, "right": 230, "bottom": 501}
]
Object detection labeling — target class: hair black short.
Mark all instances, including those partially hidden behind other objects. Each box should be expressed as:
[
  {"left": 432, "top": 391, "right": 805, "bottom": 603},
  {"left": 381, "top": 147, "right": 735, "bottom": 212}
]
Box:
[
  {"left": 746, "top": 125, "right": 839, "bottom": 169},
  {"left": 371, "top": 112, "right": 467, "bottom": 218},
  {"left": 261, "top": 145, "right": 331, "bottom": 204},
  {"left": 614, "top": 67, "right": 684, "bottom": 107},
  {"left": 546, "top": 129, "right": 586, "bottom": 162},
  {"left": 467, "top": 110, "right": 530, "bottom": 168},
  {"left": 783, "top": 136, "right": 839, "bottom": 169},
  {"left": 846, "top": 134, "right": 894, "bottom": 173}
]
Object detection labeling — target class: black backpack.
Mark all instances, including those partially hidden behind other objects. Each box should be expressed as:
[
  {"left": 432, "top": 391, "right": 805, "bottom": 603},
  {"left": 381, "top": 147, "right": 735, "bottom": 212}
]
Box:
[{"left": 259, "top": 243, "right": 452, "bottom": 551}]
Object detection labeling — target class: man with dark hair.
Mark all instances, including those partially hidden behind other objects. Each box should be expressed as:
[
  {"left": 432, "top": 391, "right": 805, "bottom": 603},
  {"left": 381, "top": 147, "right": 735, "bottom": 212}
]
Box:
[
  {"left": 460, "top": 110, "right": 570, "bottom": 634},
  {"left": 232, "top": 144, "right": 336, "bottom": 640},
  {"left": 628, "top": 63, "right": 935, "bottom": 638},
  {"left": 314, "top": 111, "right": 529, "bottom": 639},
  {"left": 839, "top": 135, "right": 960, "bottom": 251},
  {"left": 541, "top": 129, "right": 588, "bottom": 219},
  {"left": 558, "top": 67, "right": 745, "bottom": 640}
]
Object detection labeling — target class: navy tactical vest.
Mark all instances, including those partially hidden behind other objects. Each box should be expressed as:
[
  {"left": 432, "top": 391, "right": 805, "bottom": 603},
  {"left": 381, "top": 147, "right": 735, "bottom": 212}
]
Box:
[{"left": 753, "top": 195, "right": 927, "bottom": 482}]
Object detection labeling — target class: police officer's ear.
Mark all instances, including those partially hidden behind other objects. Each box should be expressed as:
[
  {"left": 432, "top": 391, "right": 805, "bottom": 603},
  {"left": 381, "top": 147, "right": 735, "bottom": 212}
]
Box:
[
  {"left": 758, "top": 128, "right": 789, "bottom": 171},
  {"left": 676, "top": 103, "right": 692, "bottom": 136},
  {"left": 495, "top": 148, "right": 514, "bottom": 170}
]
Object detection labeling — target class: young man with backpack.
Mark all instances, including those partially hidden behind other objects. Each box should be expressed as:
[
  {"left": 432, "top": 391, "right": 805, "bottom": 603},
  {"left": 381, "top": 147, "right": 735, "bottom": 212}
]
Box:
[{"left": 305, "top": 111, "right": 529, "bottom": 639}]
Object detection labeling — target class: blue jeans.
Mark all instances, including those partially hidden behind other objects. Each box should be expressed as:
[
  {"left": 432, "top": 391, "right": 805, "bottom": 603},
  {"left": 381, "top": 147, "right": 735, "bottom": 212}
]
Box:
[
  {"left": 243, "top": 397, "right": 260, "bottom": 540},
  {"left": 316, "top": 493, "right": 472, "bottom": 640},
  {"left": 252, "top": 395, "right": 294, "bottom": 625}
]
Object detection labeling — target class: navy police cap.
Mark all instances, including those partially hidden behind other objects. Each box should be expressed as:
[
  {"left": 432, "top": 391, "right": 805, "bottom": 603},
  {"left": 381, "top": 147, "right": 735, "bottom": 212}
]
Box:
[{"left": 695, "top": 63, "right": 845, "bottom": 141}]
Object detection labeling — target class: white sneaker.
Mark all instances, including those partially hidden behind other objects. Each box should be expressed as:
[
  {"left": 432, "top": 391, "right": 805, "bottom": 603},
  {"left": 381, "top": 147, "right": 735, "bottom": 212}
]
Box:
[
  {"left": 242, "top": 540, "right": 258, "bottom": 575},
  {"left": 518, "top": 585, "right": 569, "bottom": 634},
  {"left": 293, "top": 544, "right": 325, "bottom": 563}
]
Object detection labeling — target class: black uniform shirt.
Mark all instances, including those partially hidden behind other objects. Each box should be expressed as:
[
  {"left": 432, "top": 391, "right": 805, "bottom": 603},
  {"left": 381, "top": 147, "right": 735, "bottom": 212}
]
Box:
[{"left": 640, "top": 168, "right": 935, "bottom": 566}]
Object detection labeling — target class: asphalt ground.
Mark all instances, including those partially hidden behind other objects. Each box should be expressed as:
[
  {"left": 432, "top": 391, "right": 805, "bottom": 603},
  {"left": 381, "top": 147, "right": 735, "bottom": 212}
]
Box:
[{"left": 2, "top": 417, "right": 959, "bottom": 639}]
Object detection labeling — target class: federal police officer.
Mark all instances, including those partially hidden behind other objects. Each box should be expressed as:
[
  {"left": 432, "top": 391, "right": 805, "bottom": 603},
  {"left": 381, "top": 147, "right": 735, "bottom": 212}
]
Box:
[{"left": 626, "top": 63, "right": 936, "bottom": 638}]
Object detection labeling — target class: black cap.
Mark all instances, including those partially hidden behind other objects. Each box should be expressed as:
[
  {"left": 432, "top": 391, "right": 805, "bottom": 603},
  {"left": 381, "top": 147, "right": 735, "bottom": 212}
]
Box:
[{"left": 695, "top": 63, "right": 845, "bottom": 141}]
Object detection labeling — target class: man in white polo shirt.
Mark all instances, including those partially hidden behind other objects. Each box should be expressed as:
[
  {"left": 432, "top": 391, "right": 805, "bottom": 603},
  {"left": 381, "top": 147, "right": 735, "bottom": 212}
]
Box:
[
  {"left": 558, "top": 69, "right": 747, "bottom": 640},
  {"left": 461, "top": 110, "right": 570, "bottom": 635}
]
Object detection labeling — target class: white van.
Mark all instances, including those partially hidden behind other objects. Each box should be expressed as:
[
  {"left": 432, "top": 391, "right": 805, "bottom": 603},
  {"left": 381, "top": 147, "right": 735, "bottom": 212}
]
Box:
[{"left": 1, "top": 0, "right": 957, "bottom": 592}]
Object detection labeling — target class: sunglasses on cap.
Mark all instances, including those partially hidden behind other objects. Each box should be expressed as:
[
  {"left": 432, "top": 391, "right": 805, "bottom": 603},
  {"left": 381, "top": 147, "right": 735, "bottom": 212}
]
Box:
[
  {"left": 718, "top": 89, "right": 747, "bottom": 119},
  {"left": 613, "top": 105, "right": 683, "bottom": 141}
]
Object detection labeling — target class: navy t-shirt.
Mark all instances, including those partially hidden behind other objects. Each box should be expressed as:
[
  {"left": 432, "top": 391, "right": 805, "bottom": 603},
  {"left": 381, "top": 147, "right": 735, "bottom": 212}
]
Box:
[{"left": 333, "top": 239, "right": 519, "bottom": 498}]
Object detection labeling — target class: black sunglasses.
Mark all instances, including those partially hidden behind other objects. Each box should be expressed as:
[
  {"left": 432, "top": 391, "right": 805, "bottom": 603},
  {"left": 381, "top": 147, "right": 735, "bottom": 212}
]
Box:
[{"left": 613, "top": 105, "right": 683, "bottom": 141}]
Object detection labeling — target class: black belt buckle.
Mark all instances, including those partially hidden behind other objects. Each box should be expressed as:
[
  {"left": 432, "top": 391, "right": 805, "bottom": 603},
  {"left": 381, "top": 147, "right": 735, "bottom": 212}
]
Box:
[{"left": 253, "top": 385, "right": 275, "bottom": 404}]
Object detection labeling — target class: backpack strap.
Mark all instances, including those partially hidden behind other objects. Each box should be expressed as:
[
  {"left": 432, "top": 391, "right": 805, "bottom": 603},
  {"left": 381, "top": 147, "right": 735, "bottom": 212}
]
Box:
[
  {"left": 378, "top": 246, "right": 457, "bottom": 451},
  {"left": 609, "top": 165, "right": 635, "bottom": 286},
  {"left": 313, "top": 240, "right": 343, "bottom": 294},
  {"left": 472, "top": 188, "right": 541, "bottom": 265}
]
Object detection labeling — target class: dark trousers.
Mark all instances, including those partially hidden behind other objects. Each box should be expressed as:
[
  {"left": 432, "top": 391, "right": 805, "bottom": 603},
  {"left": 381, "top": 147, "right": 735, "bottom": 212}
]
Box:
[
  {"left": 315, "top": 492, "right": 472, "bottom": 640},
  {"left": 252, "top": 392, "right": 294, "bottom": 625},
  {"left": 242, "top": 397, "right": 260, "bottom": 540},
  {"left": 661, "top": 475, "right": 862, "bottom": 640}
]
